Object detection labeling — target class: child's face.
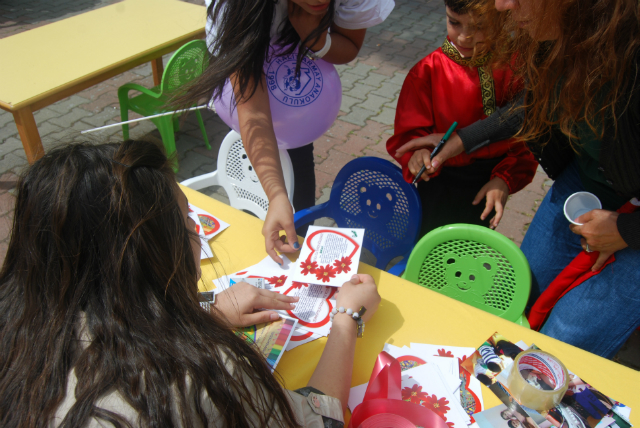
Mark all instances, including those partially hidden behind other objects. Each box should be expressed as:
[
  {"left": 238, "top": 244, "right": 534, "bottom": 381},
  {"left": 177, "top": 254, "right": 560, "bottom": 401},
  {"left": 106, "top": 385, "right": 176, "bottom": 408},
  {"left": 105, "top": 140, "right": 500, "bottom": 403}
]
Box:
[
  {"left": 290, "top": 0, "right": 331, "bottom": 16},
  {"left": 446, "top": 6, "right": 486, "bottom": 58}
]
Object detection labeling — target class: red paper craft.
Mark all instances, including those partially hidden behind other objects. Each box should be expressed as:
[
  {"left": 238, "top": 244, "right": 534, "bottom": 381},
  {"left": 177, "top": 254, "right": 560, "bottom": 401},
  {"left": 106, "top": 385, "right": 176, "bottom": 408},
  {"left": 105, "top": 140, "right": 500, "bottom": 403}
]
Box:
[
  {"left": 281, "top": 283, "right": 337, "bottom": 328},
  {"left": 349, "top": 352, "right": 451, "bottom": 428},
  {"left": 299, "top": 230, "right": 360, "bottom": 276}
]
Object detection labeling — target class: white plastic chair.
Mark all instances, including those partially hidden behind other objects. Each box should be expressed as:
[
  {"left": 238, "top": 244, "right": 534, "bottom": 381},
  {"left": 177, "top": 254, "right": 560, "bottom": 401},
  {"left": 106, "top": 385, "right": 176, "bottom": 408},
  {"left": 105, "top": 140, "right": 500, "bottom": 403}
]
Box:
[{"left": 181, "top": 130, "right": 295, "bottom": 220}]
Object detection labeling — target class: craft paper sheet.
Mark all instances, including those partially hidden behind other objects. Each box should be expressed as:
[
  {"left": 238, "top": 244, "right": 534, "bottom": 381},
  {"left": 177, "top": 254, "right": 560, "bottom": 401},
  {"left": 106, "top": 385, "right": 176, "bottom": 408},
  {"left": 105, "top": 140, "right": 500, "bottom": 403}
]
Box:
[
  {"left": 275, "top": 277, "right": 337, "bottom": 337},
  {"left": 291, "top": 226, "right": 364, "bottom": 287},
  {"left": 237, "top": 316, "right": 298, "bottom": 372},
  {"left": 188, "top": 203, "right": 229, "bottom": 260}
]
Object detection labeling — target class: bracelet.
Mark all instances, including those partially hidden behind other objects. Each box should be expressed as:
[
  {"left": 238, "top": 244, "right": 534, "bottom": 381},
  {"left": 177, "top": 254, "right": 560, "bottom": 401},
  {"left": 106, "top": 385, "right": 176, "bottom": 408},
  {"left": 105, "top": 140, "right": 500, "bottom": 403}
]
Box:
[
  {"left": 306, "top": 33, "right": 331, "bottom": 60},
  {"left": 330, "top": 305, "right": 366, "bottom": 338}
]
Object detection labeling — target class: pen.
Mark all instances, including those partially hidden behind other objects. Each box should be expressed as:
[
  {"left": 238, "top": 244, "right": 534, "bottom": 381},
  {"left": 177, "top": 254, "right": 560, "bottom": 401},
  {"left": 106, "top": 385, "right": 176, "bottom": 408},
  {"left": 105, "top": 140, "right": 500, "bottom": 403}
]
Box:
[{"left": 411, "top": 121, "right": 458, "bottom": 185}]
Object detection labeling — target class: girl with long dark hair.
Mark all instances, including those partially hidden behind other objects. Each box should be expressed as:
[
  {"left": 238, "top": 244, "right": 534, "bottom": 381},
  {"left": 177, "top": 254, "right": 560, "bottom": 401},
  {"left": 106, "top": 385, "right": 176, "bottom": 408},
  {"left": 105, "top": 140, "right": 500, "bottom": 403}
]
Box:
[
  {"left": 176, "top": 0, "right": 394, "bottom": 264},
  {"left": 394, "top": 0, "right": 640, "bottom": 358},
  {"left": 0, "top": 140, "right": 381, "bottom": 427}
]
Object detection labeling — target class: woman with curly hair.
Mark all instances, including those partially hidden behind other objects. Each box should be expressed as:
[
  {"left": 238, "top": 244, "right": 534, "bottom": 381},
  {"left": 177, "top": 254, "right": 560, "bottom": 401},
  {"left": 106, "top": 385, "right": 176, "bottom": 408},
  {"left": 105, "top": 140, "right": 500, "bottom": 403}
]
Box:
[
  {"left": 394, "top": 0, "right": 640, "bottom": 358},
  {"left": 0, "top": 140, "right": 380, "bottom": 427}
]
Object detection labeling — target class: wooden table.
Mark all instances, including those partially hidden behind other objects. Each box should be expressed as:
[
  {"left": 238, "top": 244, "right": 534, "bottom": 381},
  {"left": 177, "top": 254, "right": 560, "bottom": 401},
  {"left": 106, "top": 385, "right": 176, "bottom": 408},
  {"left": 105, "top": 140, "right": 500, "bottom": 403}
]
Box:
[
  {"left": 184, "top": 186, "right": 639, "bottom": 425},
  {"left": 0, "top": 0, "right": 205, "bottom": 163}
]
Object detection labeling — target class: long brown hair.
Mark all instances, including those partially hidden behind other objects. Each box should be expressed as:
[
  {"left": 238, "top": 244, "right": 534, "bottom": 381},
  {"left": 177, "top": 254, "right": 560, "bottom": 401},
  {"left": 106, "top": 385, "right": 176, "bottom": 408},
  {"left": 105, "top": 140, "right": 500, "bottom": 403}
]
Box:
[
  {"left": 0, "top": 141, "right": 299, "bottom": 427},
  {"left": 173, "top": 0, "right": 335, "bottom": 108},
  {"left": 480, "top": 0, "right": 640, "bottom": 146}
]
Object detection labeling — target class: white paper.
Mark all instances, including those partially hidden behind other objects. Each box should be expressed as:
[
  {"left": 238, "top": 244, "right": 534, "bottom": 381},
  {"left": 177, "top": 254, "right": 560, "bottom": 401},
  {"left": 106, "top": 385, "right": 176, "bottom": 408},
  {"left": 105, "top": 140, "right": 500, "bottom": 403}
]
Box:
[
  {"left": 291, "top": 226, "right": 364, "bottom": 287},
  {"left": 212, "top": 255, "right": 294, "bottom": 293},
  {"left": 285, "top": 328, "right": 323, "bottom": 351},
  {"left": 189, "top": 203, "right": 229, "bottom": 240},
  {"left": 275, "top": 277, "right": 337, "bottom": 336}
]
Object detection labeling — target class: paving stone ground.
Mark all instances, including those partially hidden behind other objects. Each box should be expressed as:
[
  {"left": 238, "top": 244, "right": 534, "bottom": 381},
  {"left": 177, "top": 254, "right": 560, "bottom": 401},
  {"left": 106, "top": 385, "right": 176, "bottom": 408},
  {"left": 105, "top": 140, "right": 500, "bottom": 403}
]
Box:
[{"left": 1, "top": 0, "right": 637, "bottom": 369}]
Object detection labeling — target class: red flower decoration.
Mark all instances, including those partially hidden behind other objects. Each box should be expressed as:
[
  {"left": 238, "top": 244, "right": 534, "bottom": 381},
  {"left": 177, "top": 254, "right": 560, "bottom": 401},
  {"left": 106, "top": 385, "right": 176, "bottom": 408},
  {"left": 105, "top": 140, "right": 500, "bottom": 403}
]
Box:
[
  {"left": 291, "top": 281, "right": 309, "bottom": 289},
  {"left": 300, "top": 260, "right": 318, "bottom": 275},
  {"left": 401, "top": 384, "right": 429, "bottom": 404},
  {"left": 435, "top": 348, "right": 454, "bottom": 358},
  {"left": 267, "top": 275, "right": 287, "bottom": 286},
  {"left": 315, "top": 264, "right": 337, "bottom": 283},
  {"left": 333, "top": 256, "right": 352, "bottom": 274},
  {"left": 422, "top": 394, "right": 450, "bottom": 418},
  {"left": 445, "top": 422, "right": 454, "bottom": 428}
]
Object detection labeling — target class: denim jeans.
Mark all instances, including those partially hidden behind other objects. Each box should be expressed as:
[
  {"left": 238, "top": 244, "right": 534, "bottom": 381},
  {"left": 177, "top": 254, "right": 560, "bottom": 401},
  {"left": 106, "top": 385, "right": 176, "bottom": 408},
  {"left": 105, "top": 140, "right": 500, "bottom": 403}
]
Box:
[{"left": 521, "top": 160, "right": 640, "bottom": 358}]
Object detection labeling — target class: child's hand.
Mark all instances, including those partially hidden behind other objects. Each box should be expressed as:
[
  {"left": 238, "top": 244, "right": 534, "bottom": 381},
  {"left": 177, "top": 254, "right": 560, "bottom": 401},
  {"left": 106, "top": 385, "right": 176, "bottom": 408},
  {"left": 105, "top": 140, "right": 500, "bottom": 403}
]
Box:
[
  {"left": 472, "top": 177, "right": 509, "bottom": 229},
  {"left": 335, "top": 274, "right": 380, "bottom": 323},
  {"left": 408, "top": 149, "right": 433, "bottom": 182}
]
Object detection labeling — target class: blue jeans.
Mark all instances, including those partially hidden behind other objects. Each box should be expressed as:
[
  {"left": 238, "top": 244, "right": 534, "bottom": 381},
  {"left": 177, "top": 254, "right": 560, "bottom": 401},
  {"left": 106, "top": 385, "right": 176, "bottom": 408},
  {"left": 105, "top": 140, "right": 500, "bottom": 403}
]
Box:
[{"left": 521, "top": 160, "right": 640, "bottom": 358}]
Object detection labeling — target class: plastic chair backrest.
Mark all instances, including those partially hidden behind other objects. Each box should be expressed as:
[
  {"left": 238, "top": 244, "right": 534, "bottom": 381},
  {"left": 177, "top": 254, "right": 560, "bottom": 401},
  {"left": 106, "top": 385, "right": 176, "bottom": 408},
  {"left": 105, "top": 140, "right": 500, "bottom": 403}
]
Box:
[
  {"left": 323, "top": 157, "right": 422, "bottom": 269},
  {"left": 402, "top": 224, "right": 531, "bottom": 322},
  {"left": 216, "top": 130, "right": 294, "bottom": 220},
  {"left": 161, "top": 40, "right": 209, "bottom": 94}
]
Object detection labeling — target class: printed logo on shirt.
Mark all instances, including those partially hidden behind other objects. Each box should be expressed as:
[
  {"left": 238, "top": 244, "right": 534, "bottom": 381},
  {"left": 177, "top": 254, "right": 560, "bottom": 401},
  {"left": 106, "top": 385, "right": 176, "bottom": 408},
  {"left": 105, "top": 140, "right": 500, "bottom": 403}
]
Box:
[{"left": 266, "top": 54, "right": 323, "bottom": 107}]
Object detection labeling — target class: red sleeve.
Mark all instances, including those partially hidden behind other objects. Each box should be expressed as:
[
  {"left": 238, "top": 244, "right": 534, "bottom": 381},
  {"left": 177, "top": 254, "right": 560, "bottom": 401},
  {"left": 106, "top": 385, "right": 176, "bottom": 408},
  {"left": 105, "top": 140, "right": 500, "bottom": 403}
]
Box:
[
  {"left": 386, "top": 65, "right": 435, "bottom": 183},
  {"left": 490, "top": 139, "right": 538, "bottom": 194}
]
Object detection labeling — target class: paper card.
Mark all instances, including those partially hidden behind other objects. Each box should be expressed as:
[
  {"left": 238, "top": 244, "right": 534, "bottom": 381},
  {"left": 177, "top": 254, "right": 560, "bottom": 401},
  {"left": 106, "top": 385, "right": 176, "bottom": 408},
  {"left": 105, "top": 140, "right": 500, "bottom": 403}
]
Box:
[
  {"left": 275, "top": 277, "right": 337, "bottom": 336},
  {"left": 348, "top": 383, "right": 369, "bottom": 412},
  {"left": 188, "top": 203, "right": 229, "bottom": 240},
  {"left": 285, "top": 328, "right": 323, "bottom": 351},
  {"left": 212, "top": 255, "right": 294, "bottom": 293},
  {"left": 237, "top": 316, "right": 298, "bottom": 372},
  {"left": 474, "top": 404, "right": 553, "bottom": 428},
  {"left": 400, "top": 364, "right": 469, "bottom": 428},
  {"left": 200, "top": 236, "right": 214, "bottom": 260},
  {"left": 410, "top": 343, "right": 484, "bottom": 418},
  {"left": 291, "top": 226, "right": 364, "bottom": 287}
]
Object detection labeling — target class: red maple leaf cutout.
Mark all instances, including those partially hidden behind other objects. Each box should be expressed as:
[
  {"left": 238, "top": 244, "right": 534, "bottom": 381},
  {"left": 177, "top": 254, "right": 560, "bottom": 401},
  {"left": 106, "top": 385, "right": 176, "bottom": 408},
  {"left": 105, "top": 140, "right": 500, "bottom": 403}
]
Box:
[
  {"left": 435, "top": 348, "right": 454, "bottom": 358},
  {"left": 315, "top": 264, "right": 337, "bottom": 283},
  {"left": 291, "top": 281, "right": 309, "bottom": 289},
  {"left": 421, "top": 394, "right": 450, "bottom": 418},
  {"left": 300, "top": 260, "right": 318, "bottom": 275},
  {"left": 267, "top": 275, "right": 287, "bottom": 286},
  {"left": 445, "top": 422, "right": 454, "bottom": 428},
  {"left": 401, "top": 384, "right": 429, "bottom": 404},
  {"left": 333, "top": 256, "right": 352, "bottom": 274}
]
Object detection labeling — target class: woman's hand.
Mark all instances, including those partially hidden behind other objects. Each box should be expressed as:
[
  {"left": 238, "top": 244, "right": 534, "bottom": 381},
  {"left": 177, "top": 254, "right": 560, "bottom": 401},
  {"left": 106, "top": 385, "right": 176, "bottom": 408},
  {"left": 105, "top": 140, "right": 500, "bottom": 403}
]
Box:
[
  {"left": 473, "top": 177, "right": 509, "bottom": 229},
  {"left": 335, "top": 274, "right": 380, "bottom": 323},
  {"left": 407, "top": 149, "right": 433, "bottom": 182},
  {"left": 263, "top": 193, "right": 300, "bottom": 265},
  {"left": 214, "top": 281, "right": 299, "bottom": 327},
  {"left": 570, "top": 209, "right": 628, "bottom": 271},
  {"left": 395, "top": 133, "right": 465, "bottom": 175}
]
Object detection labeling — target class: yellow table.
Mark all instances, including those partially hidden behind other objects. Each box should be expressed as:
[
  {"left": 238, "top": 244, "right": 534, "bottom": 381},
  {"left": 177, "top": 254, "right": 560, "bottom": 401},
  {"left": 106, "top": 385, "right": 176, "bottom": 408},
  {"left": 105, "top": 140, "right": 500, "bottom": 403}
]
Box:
[
  {"left": 184, "top": 186, "right": 639, "bottom": 425},
  {"left": 0, "top": 0, "right": 205, "bottom": 163}
]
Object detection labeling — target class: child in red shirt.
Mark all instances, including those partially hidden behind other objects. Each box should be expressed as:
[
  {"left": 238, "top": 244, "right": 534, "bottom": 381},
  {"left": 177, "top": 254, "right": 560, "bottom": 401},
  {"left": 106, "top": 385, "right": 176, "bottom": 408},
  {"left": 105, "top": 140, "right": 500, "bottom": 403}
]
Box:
[{"left": 386, "top": 0, "right": 537, "bottom": 236}]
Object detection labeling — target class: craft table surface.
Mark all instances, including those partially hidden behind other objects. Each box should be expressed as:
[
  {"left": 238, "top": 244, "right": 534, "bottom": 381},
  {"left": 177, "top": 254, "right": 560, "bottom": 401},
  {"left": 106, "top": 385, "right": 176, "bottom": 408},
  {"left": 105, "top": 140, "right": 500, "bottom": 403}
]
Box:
[
  {"left": 0, "top": 0, "right": 205, "bottom": 111},
  {"left": 184, "top": 186, "right": 639, "bottom": 425}
]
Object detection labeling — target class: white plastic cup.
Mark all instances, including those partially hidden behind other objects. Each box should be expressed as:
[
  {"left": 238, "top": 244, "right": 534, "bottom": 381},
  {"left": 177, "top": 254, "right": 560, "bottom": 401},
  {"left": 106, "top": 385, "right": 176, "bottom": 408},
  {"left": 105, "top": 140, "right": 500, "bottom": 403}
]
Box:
[{"left": 564, "top": 192, "right": 602, "bottom": 225}]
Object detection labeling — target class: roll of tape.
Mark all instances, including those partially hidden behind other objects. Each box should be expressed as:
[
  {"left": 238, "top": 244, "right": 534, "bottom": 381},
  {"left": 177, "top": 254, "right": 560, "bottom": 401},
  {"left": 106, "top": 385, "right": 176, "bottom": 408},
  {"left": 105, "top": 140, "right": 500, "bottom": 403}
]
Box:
[{"left": 506, "top": 350, "right": 569, "bottom": 412}]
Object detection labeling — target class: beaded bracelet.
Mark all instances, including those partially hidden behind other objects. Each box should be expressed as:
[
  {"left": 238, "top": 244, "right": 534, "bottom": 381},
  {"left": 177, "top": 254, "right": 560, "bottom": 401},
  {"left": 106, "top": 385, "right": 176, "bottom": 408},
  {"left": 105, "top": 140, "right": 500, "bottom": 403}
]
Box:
[{"left": 330, "top": 305, "right": 366, "bottom": 338}]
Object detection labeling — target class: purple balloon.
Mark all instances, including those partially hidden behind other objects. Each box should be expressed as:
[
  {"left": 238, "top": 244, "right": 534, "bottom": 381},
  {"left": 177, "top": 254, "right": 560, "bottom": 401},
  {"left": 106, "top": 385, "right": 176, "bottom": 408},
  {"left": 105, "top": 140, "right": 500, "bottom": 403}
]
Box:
[{"left": 212, "top": 47, "right": 342, "bottom": 149}]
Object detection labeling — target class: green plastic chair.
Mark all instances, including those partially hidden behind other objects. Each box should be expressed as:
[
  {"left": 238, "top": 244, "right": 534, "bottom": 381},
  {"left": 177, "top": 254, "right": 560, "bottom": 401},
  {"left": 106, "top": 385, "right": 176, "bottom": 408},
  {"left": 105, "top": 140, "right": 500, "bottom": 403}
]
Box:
[
  {"left": 118, "top": 40, "right": 211, "bottom": 169},
  {"left": 402, "top": 224, "right": 531, "bottom": 327}
]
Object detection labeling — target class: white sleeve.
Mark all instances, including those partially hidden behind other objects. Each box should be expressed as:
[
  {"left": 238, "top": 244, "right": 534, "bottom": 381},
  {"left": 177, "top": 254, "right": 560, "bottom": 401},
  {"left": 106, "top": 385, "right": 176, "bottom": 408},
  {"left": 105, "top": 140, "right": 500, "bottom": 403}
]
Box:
[
  {"left": 333, "top": 0, "right": 395, "bottom": 30},
  {"left": 204, "top": 0, "right": 226, "bottom": 54}
]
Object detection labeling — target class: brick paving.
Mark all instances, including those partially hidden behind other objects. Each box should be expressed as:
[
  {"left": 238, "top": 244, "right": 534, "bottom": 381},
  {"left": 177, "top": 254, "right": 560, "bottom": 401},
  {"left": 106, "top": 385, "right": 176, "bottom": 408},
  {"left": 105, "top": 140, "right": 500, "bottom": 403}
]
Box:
[{"left": 1, "top": 0, "right": 638, "bottom": 369}]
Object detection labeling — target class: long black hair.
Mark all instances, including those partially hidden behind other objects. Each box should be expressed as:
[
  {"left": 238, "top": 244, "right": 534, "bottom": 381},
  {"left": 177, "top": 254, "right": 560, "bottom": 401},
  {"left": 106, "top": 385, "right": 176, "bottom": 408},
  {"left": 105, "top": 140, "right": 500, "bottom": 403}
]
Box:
[
  {"left": 174, "top": 0, "right": 335, "bottom": 108},
  {"left": 0, "top": 141, "right": 300, "bottom": 427}
]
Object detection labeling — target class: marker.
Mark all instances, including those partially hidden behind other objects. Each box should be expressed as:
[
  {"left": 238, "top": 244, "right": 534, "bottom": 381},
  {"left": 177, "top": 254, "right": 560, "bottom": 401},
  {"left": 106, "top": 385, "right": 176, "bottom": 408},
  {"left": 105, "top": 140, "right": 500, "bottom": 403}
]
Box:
[{"left": 411, "top": 121, "right": 458, "bottom": 185}]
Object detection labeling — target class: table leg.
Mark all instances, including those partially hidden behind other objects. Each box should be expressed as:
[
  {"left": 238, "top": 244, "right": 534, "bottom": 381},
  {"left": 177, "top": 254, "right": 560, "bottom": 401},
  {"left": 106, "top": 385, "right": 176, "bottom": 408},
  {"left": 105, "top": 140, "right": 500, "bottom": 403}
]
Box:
[
  {"left": 13, "top": 108, "right": 44, "bottom": 164},
  {"left": 151, "top": 57, "right": 164, "bottom": 86}
]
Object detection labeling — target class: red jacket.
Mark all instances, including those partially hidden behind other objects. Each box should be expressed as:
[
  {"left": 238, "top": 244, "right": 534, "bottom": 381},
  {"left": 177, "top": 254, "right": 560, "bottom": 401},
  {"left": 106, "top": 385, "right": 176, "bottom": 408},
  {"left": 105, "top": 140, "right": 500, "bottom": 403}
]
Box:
[{"left": 386, "top": 39, "right": 537, "bottom": 193}]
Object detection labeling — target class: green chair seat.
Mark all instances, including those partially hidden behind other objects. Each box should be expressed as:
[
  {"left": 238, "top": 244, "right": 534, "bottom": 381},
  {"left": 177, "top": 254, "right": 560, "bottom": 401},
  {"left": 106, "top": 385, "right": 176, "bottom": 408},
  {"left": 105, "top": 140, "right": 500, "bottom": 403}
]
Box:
[{"left": 402, "top": 224, "right": 531, "bottom": 326}]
